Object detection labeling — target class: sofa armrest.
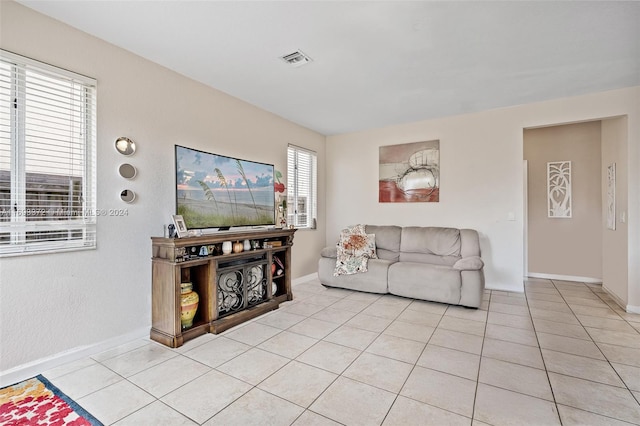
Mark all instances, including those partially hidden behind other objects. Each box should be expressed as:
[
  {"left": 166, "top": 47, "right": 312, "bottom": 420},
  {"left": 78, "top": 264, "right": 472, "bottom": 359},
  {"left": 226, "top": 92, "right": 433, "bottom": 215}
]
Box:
[
  {"left": 453, "top": 256, "right": 484, "bottom": 271},
  {"left": 320, "top": 246, "right": 338, "bottom": 259}
]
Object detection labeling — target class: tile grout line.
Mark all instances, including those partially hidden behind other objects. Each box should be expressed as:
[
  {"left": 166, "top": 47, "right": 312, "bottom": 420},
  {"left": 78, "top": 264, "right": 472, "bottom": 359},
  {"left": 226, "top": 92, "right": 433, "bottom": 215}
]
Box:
[
  {"left": 264, "top": 289, "right": 369, "bottom": 425},
  {"left": 273, "top": 289, "right": 412, "bottom": 425},
  {"left": 378, "top": 299, "right": 463, "bottom": 425},
  {"left": 42, "top": 279, "right": 640, "bottom": 425},
  {"left": 470, "top": 289, "right": 492, "bottom": 424},
  {"left": 201, "top": 293, "right": 339, "bottom": 425},
  {"left": 526, "top": 279, "right": 563, "bottom": 425},
  {"left": 242, "top": 287, "right": 362, "bottom": 424},
  {"left": 547, "top": 279, "right": 640, "bottom": 423},
  {"left": 561, "top": 280, "right": 640, "bottom": 410}
]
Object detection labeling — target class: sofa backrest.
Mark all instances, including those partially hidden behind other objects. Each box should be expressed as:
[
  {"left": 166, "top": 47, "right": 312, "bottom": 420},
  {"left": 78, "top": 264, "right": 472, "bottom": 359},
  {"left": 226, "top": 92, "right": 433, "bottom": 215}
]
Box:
[
  {"left": 365, "top": 225, "right": 401, "bottom": 262},
  {"left": 399, "top": 227, "right": 461, "bottom": 266},
  {"left": 361, "top": 225, "right": 479, "bottom": 266},
  {"left": 460, "top": 228, "right": 481, "bottom": 257}
]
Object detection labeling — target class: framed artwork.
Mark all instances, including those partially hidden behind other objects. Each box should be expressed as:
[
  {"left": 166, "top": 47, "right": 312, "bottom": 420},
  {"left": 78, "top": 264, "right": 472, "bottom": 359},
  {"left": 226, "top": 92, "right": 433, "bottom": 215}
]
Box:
[
  {"left": 607, "top": 163, "right": 616, "bottom": 230},
  {"left": 172, "top": 214, "right": 188, "bottom": 238},
  {"left": 547, "top": 161, "right": 572, "bottom": 218},
  {"left": 379, "top": 140, "right": 440, "bottom": 202}
]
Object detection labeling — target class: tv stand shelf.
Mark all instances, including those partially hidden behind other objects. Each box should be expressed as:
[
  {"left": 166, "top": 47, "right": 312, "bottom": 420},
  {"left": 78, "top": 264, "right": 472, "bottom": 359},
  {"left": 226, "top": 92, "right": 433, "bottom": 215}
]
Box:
[{"left": 150, "top": 228, "right": 295, "bottom": 348}]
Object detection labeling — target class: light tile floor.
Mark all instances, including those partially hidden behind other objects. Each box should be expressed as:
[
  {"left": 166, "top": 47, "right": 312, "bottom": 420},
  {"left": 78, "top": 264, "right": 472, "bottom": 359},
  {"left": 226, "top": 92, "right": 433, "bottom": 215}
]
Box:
[{"left": 42, "top": 278, "right": 640, "bottom": 425}]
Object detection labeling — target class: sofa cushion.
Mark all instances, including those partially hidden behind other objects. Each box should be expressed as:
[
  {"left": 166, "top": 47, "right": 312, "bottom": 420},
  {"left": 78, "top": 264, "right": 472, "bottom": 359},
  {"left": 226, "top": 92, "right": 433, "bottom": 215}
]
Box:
[
  {"left": 319, "top": 257, "right": 391, "bottom": 294},
  {"left": 365, "top": 225, "right": 401, "bottom": 261},
  {"left": 399, "top": 252, "right": 460, "bottom": 266},
  {"left": 399, "top": 227, "right": 461, "bottom": 263},
  {"left": 388, "top": 262, "right": 461, "bottom": 305}
]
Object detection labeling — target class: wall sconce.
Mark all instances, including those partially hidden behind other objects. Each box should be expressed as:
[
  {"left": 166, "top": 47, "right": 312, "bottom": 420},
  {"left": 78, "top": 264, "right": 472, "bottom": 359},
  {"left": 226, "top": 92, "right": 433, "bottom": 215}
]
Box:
[
  {"left": 115, "top": 137, "right": 136, "bottom": 156},
  {"left": 118, "top": 163, "right": 137, "bottom": 179},
  {"left": 115, "top": 137, "right": 137, "bottom": 203},
  {"left": 120, "top": 189, "right": 136, "bottom": 203}
]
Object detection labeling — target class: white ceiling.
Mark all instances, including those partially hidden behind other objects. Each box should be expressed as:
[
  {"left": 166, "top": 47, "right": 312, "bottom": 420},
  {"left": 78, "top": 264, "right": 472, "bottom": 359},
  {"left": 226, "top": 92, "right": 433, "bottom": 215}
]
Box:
[{"left": 17, "top": 1, "right": 640, "bottom": 135}]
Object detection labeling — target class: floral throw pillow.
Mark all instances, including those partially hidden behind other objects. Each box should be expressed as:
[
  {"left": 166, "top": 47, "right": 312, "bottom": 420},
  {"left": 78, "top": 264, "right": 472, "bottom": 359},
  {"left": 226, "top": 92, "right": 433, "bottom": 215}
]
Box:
[{"left": 334, "top": 225, "right": 377, "bottom": 276}]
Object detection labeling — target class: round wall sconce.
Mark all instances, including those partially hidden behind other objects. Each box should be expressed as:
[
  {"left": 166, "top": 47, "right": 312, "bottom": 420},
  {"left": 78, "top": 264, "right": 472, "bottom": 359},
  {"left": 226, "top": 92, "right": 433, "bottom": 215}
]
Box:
[
  {"left": 115, "top": 137, "right": 136, "bottom": 156},
  {"left": 120, "top": 189, "right": 136, "bottom": 203},
  {"left": 118, "top": 163, "right": 137, "bottom": 179}
]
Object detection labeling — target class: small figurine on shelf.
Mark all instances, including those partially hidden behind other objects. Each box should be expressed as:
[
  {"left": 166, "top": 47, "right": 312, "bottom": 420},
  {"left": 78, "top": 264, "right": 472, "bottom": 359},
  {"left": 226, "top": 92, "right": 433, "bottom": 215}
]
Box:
[
  {"left": 222, "top": 241, "right": 232, "bottom": 254},
  {"left": 277, "top": 197, "right": 287, "bottom": 228}
]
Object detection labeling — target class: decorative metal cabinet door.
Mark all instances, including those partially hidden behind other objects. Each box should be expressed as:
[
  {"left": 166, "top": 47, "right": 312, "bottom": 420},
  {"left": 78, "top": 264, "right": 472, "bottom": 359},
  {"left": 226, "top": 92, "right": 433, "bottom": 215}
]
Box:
[{"left": 217, "top": 259, "right": 267, "bottom": 317}]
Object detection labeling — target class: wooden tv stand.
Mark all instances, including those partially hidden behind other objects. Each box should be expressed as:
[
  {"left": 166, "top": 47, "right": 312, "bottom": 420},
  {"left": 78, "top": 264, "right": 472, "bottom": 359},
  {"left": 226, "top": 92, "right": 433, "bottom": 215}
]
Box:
[{"left": 150, "top": 228, "right": 295, "bottom": 348}]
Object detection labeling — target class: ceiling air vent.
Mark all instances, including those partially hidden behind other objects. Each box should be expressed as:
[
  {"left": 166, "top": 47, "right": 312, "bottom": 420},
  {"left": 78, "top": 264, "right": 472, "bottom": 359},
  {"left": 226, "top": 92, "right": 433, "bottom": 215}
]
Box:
[{"left": 280, "top": 50, "right": 312, "bottom": 68}]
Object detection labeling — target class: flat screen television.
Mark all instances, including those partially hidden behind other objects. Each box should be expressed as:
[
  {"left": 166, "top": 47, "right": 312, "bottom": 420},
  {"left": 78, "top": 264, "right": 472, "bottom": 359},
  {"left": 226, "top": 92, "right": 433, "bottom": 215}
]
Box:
[{"left": 175, "top": 145, "right": 275, "bottom": 230}]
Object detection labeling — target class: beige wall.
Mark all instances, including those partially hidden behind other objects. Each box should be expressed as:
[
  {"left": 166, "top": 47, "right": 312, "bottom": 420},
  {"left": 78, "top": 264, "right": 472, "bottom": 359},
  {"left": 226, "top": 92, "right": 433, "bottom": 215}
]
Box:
[
  {"left": 326, "top": 87, "right": 640, "bottom": 299},
  {"left": 0, "top": 1, "right": 325, "bottom": 378},
  {"left": 524, "top": 122, "right": 603, "bottom": 279},
  {"left": 602, "top": 117, "right": 629, "bottom": 304}
]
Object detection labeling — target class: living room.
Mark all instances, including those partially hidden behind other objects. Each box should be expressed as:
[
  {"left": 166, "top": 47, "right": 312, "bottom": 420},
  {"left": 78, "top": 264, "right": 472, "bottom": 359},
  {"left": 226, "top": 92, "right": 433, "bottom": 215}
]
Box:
[{"left": 1, "top": 1, "right": 639, "bottom": 425}]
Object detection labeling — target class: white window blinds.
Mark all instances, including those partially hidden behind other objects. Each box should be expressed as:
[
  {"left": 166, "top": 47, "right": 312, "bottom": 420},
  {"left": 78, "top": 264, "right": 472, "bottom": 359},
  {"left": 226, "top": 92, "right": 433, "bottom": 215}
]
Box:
[
  {"left": 287, "top": 144, "right": 317, "bottom": 229},
  {"left": 0, "top": 50, "right": 97, "bottom": 256}
]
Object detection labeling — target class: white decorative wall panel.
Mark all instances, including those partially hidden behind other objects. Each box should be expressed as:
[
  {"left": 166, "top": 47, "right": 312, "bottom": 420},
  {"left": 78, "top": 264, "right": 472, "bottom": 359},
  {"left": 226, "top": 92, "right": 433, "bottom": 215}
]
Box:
[
  {"left": 607, "top": 163, "right": 616, "bottom": 230},
  {"left": 547, "top": 161, "right": 572, "bottom": 218}
]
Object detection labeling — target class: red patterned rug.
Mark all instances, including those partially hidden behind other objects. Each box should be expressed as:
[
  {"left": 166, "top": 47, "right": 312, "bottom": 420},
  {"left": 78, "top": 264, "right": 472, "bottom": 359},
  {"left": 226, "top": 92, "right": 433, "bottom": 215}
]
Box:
[{"left": 0, "top": 375, "right": 102, "bottom": 425}]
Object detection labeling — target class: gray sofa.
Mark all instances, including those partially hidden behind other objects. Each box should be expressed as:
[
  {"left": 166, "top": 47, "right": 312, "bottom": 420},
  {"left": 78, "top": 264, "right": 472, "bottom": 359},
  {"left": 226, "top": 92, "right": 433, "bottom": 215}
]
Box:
[{"left": 318, "top": 225, "right": 485, "bottom": 308}]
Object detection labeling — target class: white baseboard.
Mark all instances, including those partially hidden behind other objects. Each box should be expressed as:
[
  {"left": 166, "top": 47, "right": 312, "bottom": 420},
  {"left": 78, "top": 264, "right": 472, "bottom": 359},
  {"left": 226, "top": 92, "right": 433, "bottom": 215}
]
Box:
[
  {"left": 0, "top": 327, "right": 148, "bottom": 387},
  {"left": 527, "top": 272, "right": 602, "bottom": 284},
  {"left": 602, "top": 284, "right": 626, "bottom": 310},
  {"left": 292, "top": 272, "right": 318, "bottom": 286},
  {"left": 626, "top": 305, "right": 640, "bottom": 314},
  {"left": 601, "top": 285, "right": 640, "bottom": 313},
  {"left": 485, "top": 284, "right": 524, "bottom": 293}
]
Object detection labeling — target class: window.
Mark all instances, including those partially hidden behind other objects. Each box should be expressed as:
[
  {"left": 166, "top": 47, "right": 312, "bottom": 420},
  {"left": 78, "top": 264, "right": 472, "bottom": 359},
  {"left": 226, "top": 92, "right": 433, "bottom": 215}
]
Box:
[
  {"left": 0, "top": 50, "right": 97, "bottom": 256},
  {"left": 287, "top": 145, "right": 317, "bottom": 229}
]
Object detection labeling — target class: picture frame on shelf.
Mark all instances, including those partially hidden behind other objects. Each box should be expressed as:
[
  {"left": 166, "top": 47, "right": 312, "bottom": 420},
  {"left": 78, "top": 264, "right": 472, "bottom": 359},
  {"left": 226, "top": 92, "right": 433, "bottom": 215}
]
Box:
[{"left": 172, "top": 215, "right": 188, "bottom": 238}]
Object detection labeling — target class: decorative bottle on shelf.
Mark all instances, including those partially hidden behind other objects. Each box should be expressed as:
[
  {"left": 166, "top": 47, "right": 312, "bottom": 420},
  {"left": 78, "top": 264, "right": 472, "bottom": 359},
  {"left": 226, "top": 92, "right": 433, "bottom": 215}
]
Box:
[
  {"left": 180, "top": 282, "right": 199, "bottom": 329},
  {"left": 274, "top": 255, "right": 284, "bottom": 277},
  {"left": 243, "top": 239, "right": 251, "bottom": 251},
  {"left": 222, "top": 241, "right": 232, "bottom": 254},
  {"left": 277, "top": 199, "right": 287, "bottom": 229}
]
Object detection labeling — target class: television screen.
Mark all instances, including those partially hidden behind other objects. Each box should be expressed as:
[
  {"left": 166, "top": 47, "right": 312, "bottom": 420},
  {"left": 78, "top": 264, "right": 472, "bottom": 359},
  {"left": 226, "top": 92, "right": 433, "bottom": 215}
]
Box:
[{"left": 175, "top": 145, "right": 275, "bottom": 229}]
